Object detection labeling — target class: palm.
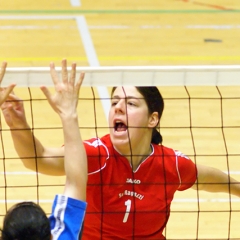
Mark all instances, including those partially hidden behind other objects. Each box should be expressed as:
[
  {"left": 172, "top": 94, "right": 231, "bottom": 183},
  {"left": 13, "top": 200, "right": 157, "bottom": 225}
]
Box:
[
  {"left": 1, "top": 94, "right": 26, "bottom": 128},
  {"left": 51, "top": 83, "right": 77, "bottom": 115},
  {"left": 40, "top": 59, "right": 84, "bottom": 118}
]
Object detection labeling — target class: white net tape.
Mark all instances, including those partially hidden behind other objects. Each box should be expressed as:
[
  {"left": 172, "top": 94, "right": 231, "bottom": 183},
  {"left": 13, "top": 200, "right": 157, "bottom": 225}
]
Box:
[{"left": 3, "top": 65, "right": 240, "bottom": 87}]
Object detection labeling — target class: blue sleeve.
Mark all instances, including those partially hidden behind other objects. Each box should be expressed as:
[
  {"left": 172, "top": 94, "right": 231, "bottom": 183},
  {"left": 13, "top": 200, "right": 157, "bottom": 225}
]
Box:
[{"left": 49, "top": 194, "right": 87, "bottom": 240}]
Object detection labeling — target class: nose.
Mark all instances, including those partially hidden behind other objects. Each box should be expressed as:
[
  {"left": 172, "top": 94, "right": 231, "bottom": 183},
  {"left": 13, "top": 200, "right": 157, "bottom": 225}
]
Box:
[{"left": 114, "top": 99, "right": 126, "bottom": 114}]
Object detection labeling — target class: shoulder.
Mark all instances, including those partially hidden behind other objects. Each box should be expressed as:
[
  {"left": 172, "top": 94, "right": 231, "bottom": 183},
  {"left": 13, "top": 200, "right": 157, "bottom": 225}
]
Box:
[
  {"left": 152, "top": 144, "right": 194, "bottom": 173},
  {"left": 84, "top": 135, "right": 112, "bottom": 174},
  {"left": 84, "top": 134, "right": 111, "bottom": 148},
  {"left": 153, "top": 144, "right": 190, "bottom": 161},
  {"left": 84, "top": 134, "right": 111, "bottom": 155},
  {"left": 153, "top": 145, "right": 197, "bottom": 190}
]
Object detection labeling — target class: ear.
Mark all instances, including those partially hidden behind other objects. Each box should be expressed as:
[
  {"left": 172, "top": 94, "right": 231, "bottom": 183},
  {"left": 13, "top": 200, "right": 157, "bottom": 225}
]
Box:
[{"left": 148, "top": 112, "right": 159, "bottom": 128}]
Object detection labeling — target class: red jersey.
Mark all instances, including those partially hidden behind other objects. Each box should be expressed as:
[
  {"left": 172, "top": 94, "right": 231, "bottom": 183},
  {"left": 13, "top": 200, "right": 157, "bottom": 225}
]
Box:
[{"left": 82, "top": 134, "right": 197, "bottom": 240}]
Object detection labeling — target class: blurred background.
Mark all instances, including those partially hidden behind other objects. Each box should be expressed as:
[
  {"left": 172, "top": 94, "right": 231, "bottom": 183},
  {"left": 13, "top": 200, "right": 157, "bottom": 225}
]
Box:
[{"left": 1, "top": 0, "right": 240, "bottom": 67}]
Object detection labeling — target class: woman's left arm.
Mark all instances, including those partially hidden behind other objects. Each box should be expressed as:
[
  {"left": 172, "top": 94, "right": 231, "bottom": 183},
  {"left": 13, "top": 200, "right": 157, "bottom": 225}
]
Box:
[{"left": 192, "top": 164, "right": 240, "bottom": 197}]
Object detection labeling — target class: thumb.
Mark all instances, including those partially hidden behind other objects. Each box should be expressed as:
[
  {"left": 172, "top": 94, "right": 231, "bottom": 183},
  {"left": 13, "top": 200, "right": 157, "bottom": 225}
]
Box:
[{"left": 3, "top": 84, "right": 16, "bottom": 99}]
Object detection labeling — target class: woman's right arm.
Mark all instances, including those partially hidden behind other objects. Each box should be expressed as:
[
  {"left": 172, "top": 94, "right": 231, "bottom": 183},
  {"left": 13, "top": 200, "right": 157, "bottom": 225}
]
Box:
[{"left": 1, "top": 93, "right": 65, "bottom": 176}]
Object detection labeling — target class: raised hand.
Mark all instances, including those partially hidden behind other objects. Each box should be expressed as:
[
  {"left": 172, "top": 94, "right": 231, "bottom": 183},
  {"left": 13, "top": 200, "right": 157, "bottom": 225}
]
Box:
[
  {"left": 40, "top": 59, "right": 84, "bottom": 119},
  {"left": 1, "top": 93, "right": 27, "bottom": 129},
  {"left": 41, "top": 59, "right": 87, "bottom": 201},
  {"left": 0, "top": 62, "right": 16, "bottom": 107}
]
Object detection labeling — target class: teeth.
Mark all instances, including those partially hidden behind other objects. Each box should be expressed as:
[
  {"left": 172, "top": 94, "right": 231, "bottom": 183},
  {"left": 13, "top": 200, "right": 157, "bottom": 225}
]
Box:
[{"left": 114, "top": 121, "right": 128, "bottom": 132}]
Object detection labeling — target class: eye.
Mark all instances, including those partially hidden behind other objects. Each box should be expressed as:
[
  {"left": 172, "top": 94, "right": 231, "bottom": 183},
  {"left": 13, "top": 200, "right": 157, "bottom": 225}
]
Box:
[
  {"left": 127, "top": 101, "right": 136, "bottom": 106},
  {"left": 111, "top": 100, "right": 118, "bottom": 106}
]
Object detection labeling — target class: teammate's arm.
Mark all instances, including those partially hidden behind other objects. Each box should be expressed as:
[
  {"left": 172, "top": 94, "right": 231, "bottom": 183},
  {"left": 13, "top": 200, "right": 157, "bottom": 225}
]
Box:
[{"left": 41, "top": 59, "right": 87, "bottom": 199}]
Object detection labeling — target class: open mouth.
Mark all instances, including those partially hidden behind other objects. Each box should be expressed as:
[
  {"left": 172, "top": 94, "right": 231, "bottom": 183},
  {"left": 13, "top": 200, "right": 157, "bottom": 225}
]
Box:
[{"left": 114, "top": 121, "right": 128, "bottom": 132}]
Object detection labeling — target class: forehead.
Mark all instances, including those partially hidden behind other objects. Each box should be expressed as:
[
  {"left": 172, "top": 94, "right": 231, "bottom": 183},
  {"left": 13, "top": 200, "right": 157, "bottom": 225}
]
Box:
[{"left": 112, "top": 86, "right": 143, "bottom": 98}]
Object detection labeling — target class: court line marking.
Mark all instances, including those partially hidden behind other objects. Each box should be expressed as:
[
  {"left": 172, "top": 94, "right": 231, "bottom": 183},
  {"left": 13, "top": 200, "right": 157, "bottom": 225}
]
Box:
[
  {"left": 0, "top": 9, "right": 239, "bottom": 14},
  {"left": 173, "top": 198, "right": 240, "bottom": 203},
  {"left": 0, "top": 199, "right": 239, "bottom": 203},
  {"left": 178, "top": 0, "right": 233, "bottom": 11},
  {"left": 1, "top": 56, "right": 240, "bottom": 62},
  {"left": 0, "top": 14, "right": 110, "bottom": 118},
  {"left": 76, "top": 16, "right": 110, "bottom": 120},
  {"left": 76, "top": 16, "right": 99, "bottom": 66},
  {"left": 70, "top": 0, "right": 81, "bottom": 7},
  {"left": 0, "top": 199, "right": 54, "bottom": 203},
  {"left": 0, "top": 15, "right": 77, "bottom": 19},
  {"left": 0, "top": 172, "right": 40, "bottom": 175},
  {"left": 1, "top": 24, "right": 240, "bottom": 30},
  {"left": 0, "top": 16, "right": 239, "bottom": 63}
]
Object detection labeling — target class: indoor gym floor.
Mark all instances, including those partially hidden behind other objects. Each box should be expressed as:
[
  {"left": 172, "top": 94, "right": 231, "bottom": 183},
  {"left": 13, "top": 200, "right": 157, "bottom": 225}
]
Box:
[{"left": 0, "top": 1, "right": 240, "bottom": 239}]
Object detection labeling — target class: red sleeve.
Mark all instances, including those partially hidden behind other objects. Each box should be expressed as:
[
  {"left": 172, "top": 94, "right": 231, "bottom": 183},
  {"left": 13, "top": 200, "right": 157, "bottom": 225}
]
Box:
[
  {"left": 84, "top": 138, "right": 110, "bottom": 174},
  {"left": 175, "top": 151, "right": 198, "bottom": 191}
]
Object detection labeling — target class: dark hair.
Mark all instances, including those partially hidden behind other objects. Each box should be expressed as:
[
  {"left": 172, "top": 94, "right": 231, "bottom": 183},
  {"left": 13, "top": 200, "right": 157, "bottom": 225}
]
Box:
[
  {"left": 111, "top": 87, "right": 164, "bottom": 144},
  {"left": 1, "top": 202, "right": 51, "bottom": 240}
]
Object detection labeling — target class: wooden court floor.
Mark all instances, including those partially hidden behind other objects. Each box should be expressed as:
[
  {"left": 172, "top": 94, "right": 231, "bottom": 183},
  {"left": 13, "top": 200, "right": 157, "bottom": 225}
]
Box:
[{"left": 0, "top": 1, "right": 240, "bottom": 239}]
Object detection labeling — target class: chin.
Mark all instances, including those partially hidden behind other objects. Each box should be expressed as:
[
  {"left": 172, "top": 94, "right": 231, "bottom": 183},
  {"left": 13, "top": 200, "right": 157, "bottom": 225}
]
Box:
[{"left": 110, "top": 134, "right": 131, "bottom": 151}]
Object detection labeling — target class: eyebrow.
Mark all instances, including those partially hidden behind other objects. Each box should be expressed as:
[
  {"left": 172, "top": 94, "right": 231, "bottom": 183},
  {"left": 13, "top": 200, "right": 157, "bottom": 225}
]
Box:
[{"left": 111, "top": 95, "right": 143, "bottom": 100}]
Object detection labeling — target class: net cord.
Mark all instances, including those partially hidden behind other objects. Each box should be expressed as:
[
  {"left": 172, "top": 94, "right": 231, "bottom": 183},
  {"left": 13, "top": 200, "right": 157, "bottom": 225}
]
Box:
[{"left": 2, "top": 65, "right": 240, "bottom": 87}]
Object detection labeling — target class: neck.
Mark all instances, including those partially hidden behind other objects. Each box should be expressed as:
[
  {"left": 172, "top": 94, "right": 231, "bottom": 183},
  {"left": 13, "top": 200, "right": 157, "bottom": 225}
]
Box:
[{"left": 115, "top": 144, "right": 153, "bottom": 171}]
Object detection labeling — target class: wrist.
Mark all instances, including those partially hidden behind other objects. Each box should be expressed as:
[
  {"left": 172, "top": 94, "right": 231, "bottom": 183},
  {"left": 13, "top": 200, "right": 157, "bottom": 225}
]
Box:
[
  {"left": 60, "top": 114, "right": 79, "bottom": 127},
  {"left": 9, "top": 122, "right": 30, "bottom": 130}
]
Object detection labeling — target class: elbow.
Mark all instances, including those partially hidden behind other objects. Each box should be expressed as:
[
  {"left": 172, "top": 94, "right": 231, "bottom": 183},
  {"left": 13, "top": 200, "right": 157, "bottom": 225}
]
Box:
[{"left": 21, "top": 158, "right": 37, "bottom": 171}]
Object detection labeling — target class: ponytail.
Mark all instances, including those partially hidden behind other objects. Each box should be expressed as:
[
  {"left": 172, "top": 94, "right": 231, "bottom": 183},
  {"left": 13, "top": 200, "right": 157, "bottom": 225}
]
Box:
[{"left": 151, "top": 128, "right": 163, "bottom": 144}]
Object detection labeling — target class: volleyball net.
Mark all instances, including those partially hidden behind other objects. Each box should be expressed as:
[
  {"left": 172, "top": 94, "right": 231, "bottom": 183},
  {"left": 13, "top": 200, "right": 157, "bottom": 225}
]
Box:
[{"left": 1, "top": 65, "right": 240, "bottom": 239}]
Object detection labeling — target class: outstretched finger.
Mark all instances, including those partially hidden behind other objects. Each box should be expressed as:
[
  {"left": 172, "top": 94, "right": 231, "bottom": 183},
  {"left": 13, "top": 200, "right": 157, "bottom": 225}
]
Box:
[
  {"left": 4, "top": 91, "right": 20, "bottom": 101},
  {"left": 0, "top": 83, "right": 16, "bottom": 106},
  {"left": 0, "top": 61, "right": 7, "bottom": 83},
  {"left": 40, "top": 86, "right": 52, "bottom": 103},
  {"left": 50, "top": 62, "right": 59, "bottom": 86},
  {"left": 0, "top": 91, "right": 19, "bottom": 111},
  {"left": 61, "top": 59, "right": 68, "bottom": 84},
  {"left": 75, "top": 72, "right": 85, "bottom": 95},
  {"left": 3, "top": 84, "right": 16, "bottom": 98},
  {"left": 69, "top": 63, "right": 76, "bottom": 86}
]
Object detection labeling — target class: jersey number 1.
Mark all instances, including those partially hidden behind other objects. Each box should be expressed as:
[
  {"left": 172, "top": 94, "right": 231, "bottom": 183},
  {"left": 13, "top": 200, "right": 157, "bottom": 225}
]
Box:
[{"left": 123, "top": 199, "right": 131, "bottom": 223}]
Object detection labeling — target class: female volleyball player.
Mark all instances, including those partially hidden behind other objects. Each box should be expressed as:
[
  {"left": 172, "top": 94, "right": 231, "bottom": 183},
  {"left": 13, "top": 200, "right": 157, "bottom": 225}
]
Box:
[
  {"left": 0, "top": 60, "right": 87, "bottom": 240},
  {"left": 1, "top": 59, "right": 240, "bottom": 239}
]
